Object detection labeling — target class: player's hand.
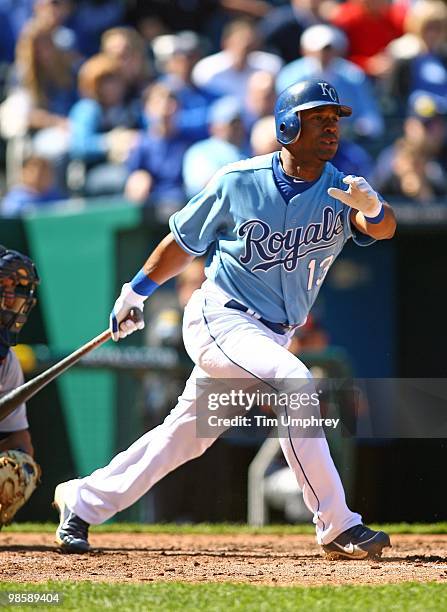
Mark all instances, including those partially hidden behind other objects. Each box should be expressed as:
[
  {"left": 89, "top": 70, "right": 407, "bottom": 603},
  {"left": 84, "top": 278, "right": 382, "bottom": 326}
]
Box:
[
  {"left": 328, "top": 176, "right": 382, "bottom": 218},
  {"left": 110, "top": 283, "right": 145, "bottom": 342}
]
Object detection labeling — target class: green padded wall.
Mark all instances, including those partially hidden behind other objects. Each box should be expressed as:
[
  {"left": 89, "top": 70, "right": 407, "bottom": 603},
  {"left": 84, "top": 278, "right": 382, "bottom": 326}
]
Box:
[{"left": 23, "top": 200, "right": 141, "bottom": 476}]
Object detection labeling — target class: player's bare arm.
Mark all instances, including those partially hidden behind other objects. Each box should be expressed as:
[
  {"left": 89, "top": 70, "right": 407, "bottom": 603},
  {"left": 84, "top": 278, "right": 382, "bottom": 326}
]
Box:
[
  {"left": 142, "top": 233, "right": 195, "bottom": 284},
  {"left": 349, "top": 204, "right": 396, "bottom": 240},
  {"left": 110, "top": 234, "right": 194, "bottom": 341}
]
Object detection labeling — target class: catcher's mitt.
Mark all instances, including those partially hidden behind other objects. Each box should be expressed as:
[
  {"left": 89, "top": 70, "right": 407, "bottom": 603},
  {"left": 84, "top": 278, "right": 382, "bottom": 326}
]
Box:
[{"left": 0, "top": 450, "right": 41, "bottom": 526}]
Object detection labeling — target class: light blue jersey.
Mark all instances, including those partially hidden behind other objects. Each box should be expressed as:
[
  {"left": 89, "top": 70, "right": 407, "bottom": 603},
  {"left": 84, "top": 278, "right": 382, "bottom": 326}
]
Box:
[{"left": 170, "top": 153, "right": 375, "bottom": 325}]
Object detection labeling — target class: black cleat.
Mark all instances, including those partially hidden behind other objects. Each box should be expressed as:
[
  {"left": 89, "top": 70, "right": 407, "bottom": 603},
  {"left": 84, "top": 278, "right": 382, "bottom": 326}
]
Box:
[
  {"left": 322, "top": 524, "right": 391, "bottom": 560},
  {"left": 53, "top": 483, "right": 90, "bottom": 553}
]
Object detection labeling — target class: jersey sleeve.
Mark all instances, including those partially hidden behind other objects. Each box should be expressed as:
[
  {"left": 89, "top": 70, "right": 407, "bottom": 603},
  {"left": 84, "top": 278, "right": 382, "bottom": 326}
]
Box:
[
  {"left": 0, "top": 351, "right": 28, "bottom": 432},
  {"left": 169, "top": 170, "right": 231, "bottom": 256}
]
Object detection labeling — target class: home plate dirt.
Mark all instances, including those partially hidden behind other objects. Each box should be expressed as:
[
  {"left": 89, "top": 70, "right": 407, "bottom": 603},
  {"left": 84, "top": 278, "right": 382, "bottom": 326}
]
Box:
[{"left": 1, "top": 533, "right": 447, "bottom": 585}]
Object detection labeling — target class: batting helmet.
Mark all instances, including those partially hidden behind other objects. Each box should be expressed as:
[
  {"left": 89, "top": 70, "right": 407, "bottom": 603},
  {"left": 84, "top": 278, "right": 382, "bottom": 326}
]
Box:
[
  {"left": 0, "top": 246, "right": 39, "bottom": 348},
  {"left": 274, "top": 80, "right": 352, "bottom": 145}
]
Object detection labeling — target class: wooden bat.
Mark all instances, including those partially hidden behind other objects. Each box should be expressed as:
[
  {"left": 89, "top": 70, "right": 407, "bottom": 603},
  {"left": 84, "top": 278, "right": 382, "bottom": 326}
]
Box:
[{"left": 0, "top": 309, "right": 143, "bottom": 423}]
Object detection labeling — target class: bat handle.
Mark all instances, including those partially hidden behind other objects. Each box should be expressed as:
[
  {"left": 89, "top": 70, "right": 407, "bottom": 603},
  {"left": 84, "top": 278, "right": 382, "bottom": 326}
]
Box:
[
  {"left": 112, "top": 307, "right": 144, "bottom": 338},
  {"left": 124, "top": 307, "right": 144, "bottom": 327}
]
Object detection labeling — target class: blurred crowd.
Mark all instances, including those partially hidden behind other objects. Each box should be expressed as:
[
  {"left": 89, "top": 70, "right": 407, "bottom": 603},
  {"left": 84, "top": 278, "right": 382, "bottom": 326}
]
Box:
[{"left": 0, "top": 0, "right": 446, "bottom": 218}]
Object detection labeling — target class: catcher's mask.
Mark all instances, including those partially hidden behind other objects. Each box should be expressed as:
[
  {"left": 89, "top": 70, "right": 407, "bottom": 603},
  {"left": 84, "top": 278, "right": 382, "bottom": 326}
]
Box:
[{"left": 0, "top": 246, "right": 39, "bottom": 349}]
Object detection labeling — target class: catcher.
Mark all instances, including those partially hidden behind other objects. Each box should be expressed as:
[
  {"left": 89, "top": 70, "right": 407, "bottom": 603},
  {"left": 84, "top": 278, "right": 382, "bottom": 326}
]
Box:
[{"left": 0, "top": 246, "right": 41, "bottom": 527}]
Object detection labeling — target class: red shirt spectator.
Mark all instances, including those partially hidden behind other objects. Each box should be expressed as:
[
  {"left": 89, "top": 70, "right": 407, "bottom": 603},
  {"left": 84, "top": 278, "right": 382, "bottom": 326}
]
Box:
[{"left": 332, "top": 0, "right": 406, "bottom": 76}]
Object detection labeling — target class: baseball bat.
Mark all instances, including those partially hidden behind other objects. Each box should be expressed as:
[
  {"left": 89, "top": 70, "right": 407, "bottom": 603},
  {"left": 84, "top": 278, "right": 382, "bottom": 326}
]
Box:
[{"left": 0, "top": 308, "right": 143, "bottom": 423}]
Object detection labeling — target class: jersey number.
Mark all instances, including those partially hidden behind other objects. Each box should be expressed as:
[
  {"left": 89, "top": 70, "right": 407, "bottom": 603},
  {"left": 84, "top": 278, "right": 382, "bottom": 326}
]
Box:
[{"left": 307, "top": 256, "right": 334, "bottom": 291}]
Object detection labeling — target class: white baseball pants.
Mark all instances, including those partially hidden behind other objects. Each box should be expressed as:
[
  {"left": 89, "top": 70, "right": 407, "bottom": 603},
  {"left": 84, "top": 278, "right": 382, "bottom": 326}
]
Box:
[{"left": 64, "top": 280, "right": 361, "bottom": 544}]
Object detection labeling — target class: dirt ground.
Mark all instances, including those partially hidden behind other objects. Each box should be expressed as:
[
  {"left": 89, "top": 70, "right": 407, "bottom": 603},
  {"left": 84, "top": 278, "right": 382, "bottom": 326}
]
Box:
[{"left": 1, "top": 533, "right": 447, "bottom": 586}]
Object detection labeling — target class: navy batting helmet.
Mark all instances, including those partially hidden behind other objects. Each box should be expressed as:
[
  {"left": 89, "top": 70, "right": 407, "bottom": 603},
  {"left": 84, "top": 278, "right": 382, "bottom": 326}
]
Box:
[
  {"left": 0, "top": 246, "right": 39, "bottom": 348},
  {"left": 274, "top": 80, "right": 352, "bottom": 145}
]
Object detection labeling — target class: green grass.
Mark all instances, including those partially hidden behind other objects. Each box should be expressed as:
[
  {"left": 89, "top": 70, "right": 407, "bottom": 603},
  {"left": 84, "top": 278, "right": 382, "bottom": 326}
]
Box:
[
  {"left": 0, "top": 581, "right": 446, "bottom": 611},
  {"left": 4, "top": 522, "right": 447, "bottom": 535}
]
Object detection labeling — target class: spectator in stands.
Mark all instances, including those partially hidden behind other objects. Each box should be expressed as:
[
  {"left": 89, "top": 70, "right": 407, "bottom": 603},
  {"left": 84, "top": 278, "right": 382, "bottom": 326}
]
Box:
[
  {"left": 69, "top": 53, "right": 140, "bottom": 196},
  {"left": 387, "top": 0, "right": 447, "bottom": 61},
  {"left": 13, "top": 20, "right": 78, "bottom": 132},
  {"left": 376, "top": 139, "right": 446, "bottom": 204},
  {"left": 192, "top": 18, "right": 283, "bottom": 103},
  {"left": 249, "top": 115, "right": 280, "bottom": 156},
  {"left": 258, "top": 0, "right": 327, "bottom": 64},
  {"left": 33, "top": 0, "right": 77, "bottom": 55},
  {"left": 125, "top": 0, "right": 213, "bottom": 41},
  {"left": 1, "top": 155, "right": 63, "bottom": 216},
  {"left": 101, "top": 26, "right": 153, "bottom": 100},
  {"left": 276, "top": 24, "right": 384, "bottom": 138},
  {"left": 65, "top": 0, "right": 125, "bottom": 57},
  {"left": 182, "top": 96, "right": 246, "bottom": 198},
  {"left": 0, "top": 19, "right": 78, "bottom": 174},
  {"left": 243, "top": 70, "right": 276, "bottom": 135},
  {"left": 0, "top": 0, "right": 78, "bottom": 63},
  {"left": 331, "top": 0, "right": 405, "bottom": 77},
  {"left": 34, "top": 0, "right": 72, "bottom": 26},
  {"left": 125, "top": 0, "right": 271, "bottom": 52},
  {"left": 125, "top": 82, "right": 196, "bottom": 220},
  {"left": 385, "top": 1, "right": 447, "bottom": 115},
  {"left": 375, "top": 91, "right": 447, "bottom": 203},
  {"left": 0, "top": 0, "right": 76, "bottom": 53},
  {"left": 152, "top": 31, "right": 216, "bottom": 139}
]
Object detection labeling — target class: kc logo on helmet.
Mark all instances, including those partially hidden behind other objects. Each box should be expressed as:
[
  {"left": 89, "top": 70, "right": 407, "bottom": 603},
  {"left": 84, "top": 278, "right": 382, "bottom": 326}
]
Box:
[{"left": 318, "top": 82, "right": 338, "bottom": 102}]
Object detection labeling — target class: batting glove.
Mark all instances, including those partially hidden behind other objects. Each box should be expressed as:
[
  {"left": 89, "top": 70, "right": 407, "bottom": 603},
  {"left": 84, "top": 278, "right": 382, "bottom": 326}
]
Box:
[
  {"left": 328, "top": 176, "right": 383, "bottom": 219},
  {"left": 110, "top": 283, "right": 146, "bottom": 341}
]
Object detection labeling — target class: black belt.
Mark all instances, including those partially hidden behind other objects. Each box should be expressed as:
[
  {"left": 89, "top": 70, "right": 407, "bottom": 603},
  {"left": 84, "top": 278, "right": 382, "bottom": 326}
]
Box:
[{"left": 224, "top": 299, "right": 298, "bottom": 335}]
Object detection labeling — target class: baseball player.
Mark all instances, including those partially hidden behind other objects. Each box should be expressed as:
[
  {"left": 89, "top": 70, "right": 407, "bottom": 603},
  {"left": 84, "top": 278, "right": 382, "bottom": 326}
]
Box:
[
  {"left": 54, "top": 80, "right": 396, "bottom": 559},
  {"left": 0, "top": 247, "right": 41, "bottom": 526}
]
